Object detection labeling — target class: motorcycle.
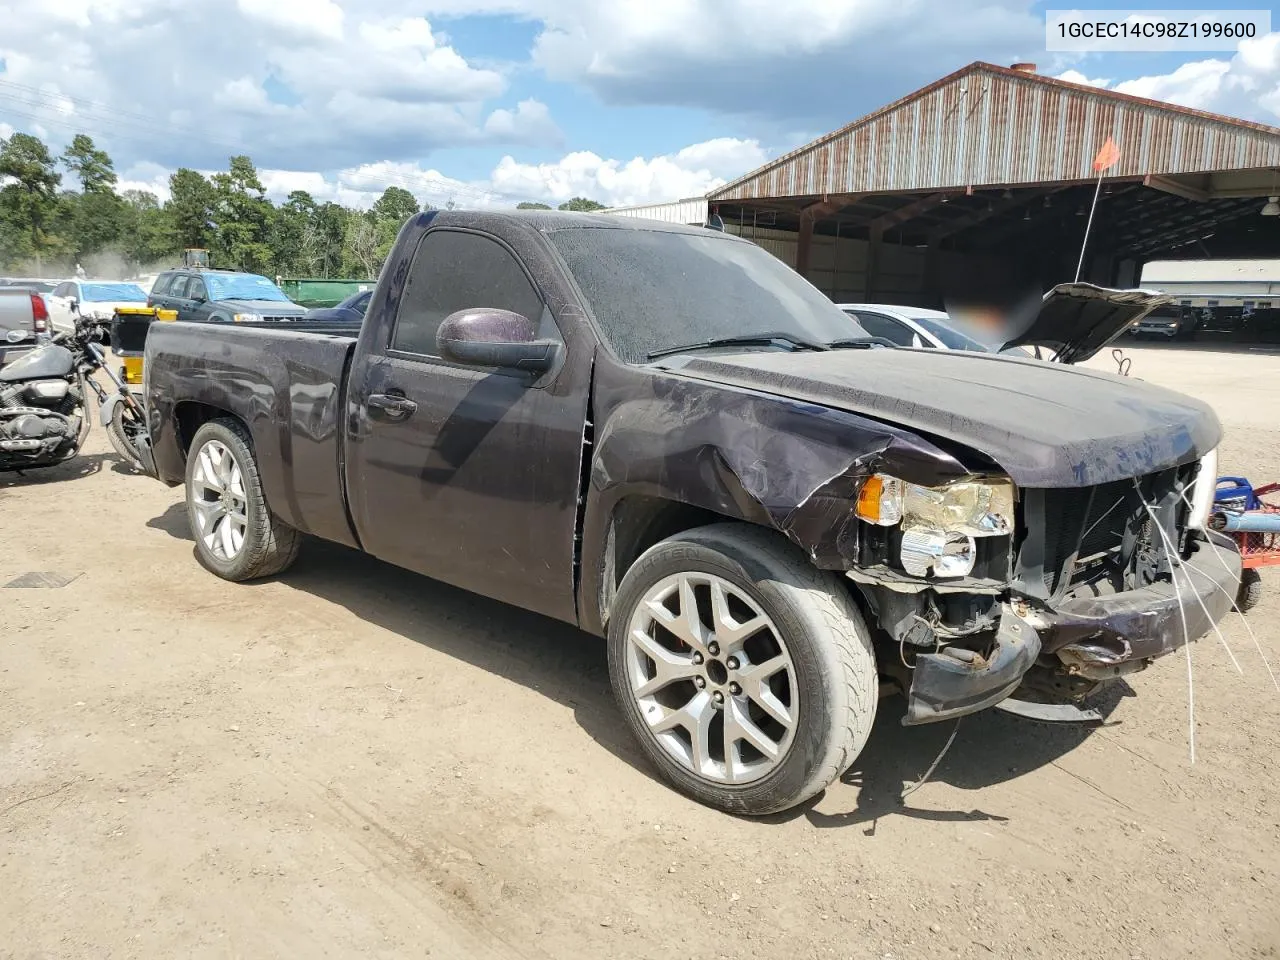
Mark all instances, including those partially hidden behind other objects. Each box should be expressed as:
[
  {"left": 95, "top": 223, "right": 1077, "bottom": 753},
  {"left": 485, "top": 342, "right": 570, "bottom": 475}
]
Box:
[{"left": 1, "top": 315, "right": 148, "bottom": 473}]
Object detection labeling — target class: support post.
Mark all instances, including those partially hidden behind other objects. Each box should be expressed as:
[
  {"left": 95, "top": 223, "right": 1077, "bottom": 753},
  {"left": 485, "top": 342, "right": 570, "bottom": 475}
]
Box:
[
  {"left": 796, "top": 215, "right": 815, "bottom": 277},
  {"left": 864, "top": 226, "right": 883, "bottom": 301}
]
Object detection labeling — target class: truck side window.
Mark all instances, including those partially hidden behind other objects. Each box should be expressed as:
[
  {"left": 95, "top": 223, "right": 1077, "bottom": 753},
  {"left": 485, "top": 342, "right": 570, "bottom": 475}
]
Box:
[{"left": 392, "top": 230, "right": 547, "bottom": 358}]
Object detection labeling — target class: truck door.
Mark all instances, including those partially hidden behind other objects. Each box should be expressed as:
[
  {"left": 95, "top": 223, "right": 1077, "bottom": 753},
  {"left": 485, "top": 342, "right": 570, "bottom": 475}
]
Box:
[{"left": 345, "top": 227, "right": 589, "bottom": 625}]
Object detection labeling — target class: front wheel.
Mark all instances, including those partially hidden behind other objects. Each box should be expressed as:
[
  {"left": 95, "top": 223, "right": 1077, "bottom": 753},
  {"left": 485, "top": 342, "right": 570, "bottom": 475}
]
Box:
[
  {"left": 185, "top": 418, "right": 300, "bottom": 581},
  {"left": 607, "top": 523, "right": 878, "bottom": 816},
  {"left": 1237, "top": 568, "right": 1263, "bottom": 613},
  {"left": 106, "top": 399, "right": 146, "bottom": 470}
]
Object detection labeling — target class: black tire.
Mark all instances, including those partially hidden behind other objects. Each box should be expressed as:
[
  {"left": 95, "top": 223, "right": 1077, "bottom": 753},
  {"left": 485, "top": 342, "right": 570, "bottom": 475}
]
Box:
[
  {"left": 184, "top": 418, "right": 300, "bottom": 581},
  {"left": 607, "top": 523, "right": 878, "bottom": 816},
  {"left": 1237, "top": 568, "right": 1263, "bottom": 613},
  {"left": 106, "top": 400, "right": 145, "bottom": 471}
]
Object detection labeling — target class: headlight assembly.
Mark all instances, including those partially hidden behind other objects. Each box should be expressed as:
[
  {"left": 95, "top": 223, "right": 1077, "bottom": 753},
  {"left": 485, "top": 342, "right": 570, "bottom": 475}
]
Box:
[{"left": 855, "top": 474, "right": 1016, "bottom": 578}]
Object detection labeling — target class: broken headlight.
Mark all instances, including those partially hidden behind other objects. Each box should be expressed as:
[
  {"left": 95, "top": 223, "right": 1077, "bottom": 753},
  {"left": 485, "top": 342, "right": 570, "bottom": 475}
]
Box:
[{"left": 855, "top": 474, "right": 1015, "bottom": 578}]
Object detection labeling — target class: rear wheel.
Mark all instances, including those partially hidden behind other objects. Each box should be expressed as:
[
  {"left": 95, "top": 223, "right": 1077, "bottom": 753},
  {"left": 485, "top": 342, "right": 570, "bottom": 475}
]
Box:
[
  {"left": 185, "top": 418, "right": 300, "bottom": 581},
  {"left": 607, "top": 523, "right": 878, "bottom": 816}
]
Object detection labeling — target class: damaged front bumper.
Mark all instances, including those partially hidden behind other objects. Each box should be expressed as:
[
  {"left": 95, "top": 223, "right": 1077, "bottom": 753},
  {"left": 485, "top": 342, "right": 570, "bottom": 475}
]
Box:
[{"left": 900, "top": 532, "right": 1242, "bottom": 725}]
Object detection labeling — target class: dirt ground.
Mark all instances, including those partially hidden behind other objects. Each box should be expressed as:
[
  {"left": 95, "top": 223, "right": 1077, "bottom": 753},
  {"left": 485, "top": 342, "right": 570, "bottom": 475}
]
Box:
[{"left": 3, "top": 343, "right": 1280, "bottom": 960}]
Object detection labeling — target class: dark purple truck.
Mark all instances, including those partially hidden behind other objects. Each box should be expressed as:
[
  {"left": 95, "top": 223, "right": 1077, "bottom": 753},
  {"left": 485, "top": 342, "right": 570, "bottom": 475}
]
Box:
[{"left": 139, "top": 211, "right": 1240, "bottom": 814}]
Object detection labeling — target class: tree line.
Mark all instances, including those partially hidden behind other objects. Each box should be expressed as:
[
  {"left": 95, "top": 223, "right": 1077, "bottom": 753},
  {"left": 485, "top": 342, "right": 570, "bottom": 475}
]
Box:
[{"left": 0, "top": 131, "right": 607, "bottom": 279}]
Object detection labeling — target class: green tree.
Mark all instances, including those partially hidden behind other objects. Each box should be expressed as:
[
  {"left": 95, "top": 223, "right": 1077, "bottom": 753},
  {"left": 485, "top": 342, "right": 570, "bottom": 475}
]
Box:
[
  {"left": 0, "top": 133, "right": 63, "bottom": 269},
  {"left": 166, "top": 168, "right": 215, "bottom": 249},
  {"left": 557, "top": 197, "right": 606, "bottom": 212},
  {"left": 120, "top": 189, "right": 179, "bottom": 267},
  {"left": 370, "top": 186, "right": 419, "bottom": 227},
  {"left": 367, "top": 187, "right": 419, "bottom": 271},
  {"left": 62, "top": 134, "right": 117, "bottom": 193},
  {"left": 516, "top": 201, "right": 552, "bottom": 210},
  {"left": 63, "top": 188, "right": 126, "bottom": 261},
  {"left": 312, "top": 202, "right": 349, "bottom": 278},
  {"left": 344, "top": 210, "right": 381, "bottom": 279},
  {"left": 270, "top": 190, "right": 318, "bottom": 275},
  {"left": 210, "top": 155, "right": 274, "bottom": 272}
]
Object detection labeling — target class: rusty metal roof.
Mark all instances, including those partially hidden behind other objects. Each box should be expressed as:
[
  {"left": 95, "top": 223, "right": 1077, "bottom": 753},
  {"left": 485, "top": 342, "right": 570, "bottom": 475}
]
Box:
[{"left": 709, "top": 62, "right": 1280, "bottom": 202}]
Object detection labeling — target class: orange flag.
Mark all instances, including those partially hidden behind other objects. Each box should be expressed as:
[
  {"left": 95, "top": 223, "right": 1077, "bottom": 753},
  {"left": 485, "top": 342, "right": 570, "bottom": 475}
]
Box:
[{"left": 1092, "top": 137, "right": 1120, "bottom": 172}]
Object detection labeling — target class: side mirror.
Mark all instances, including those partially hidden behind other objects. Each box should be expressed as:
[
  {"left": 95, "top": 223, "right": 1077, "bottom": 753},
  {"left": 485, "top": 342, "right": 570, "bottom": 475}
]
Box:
[
  {"left": 5, "top": 329, "right": 31, "bottom": 343},
  {"left": 436, "top": 308, "right": 560, "bottom": 374},
  {"left": 68, "top": 299, "right": 79, "bottom": 313},
  {"left": 910, "top": 332, "right": 924, "bottom": 348}
]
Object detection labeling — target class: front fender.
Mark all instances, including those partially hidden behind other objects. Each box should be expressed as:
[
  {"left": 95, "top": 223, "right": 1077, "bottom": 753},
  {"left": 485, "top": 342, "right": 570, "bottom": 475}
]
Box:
[
  {"left": 576, "top": 360, "right": 974, "bottom": 634},
  {"left": 99, "top": 392, "right": 122, "bottom": 427}
]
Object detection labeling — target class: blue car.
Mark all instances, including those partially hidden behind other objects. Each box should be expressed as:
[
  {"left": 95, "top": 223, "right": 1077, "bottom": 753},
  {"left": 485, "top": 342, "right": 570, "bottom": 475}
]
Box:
[{"left": 148, "top": 269, "right": 306, "bottom": 323}]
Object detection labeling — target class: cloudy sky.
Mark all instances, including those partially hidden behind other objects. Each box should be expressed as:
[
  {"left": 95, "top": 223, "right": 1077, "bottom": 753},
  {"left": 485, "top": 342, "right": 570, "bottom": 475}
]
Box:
[{"left": 2, "top": 0, "right": 1280, "bottom": 210}]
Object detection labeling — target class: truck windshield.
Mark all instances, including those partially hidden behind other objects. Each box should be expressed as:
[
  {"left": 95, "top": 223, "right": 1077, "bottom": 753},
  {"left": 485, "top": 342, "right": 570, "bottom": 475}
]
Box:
[
  {"left": 548, "top": 227, "right": 868, "bottom": 364},
  {"left": 205, "top": 273, "right": 292, "bottom": 302}
]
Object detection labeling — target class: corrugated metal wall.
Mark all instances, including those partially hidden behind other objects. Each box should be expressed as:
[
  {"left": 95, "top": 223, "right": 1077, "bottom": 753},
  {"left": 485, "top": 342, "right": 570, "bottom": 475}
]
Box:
[
  {"left": 602, "top": 198, "right": 708, "bottom": 224},
  {"left": 712, "top": 65, "right": 1280, "bottom": 201}
]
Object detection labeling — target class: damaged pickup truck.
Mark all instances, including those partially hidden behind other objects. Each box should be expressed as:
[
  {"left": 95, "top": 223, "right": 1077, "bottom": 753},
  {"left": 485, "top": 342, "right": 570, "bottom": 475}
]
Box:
[{"left": 138, "top": 211, "right": 1241, "bottom": 815}]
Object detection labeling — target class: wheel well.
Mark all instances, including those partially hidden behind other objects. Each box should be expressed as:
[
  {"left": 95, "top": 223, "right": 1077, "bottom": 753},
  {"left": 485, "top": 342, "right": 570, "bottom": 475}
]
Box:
[
  {"left": 600, "top": 496, "right": 791, "bottom": 628},
  {"left": 597, "top": 495, "right": 876, "bottom": 634},
  {"left": 174, "top": 401, "right": 242, "bottom": 455}
]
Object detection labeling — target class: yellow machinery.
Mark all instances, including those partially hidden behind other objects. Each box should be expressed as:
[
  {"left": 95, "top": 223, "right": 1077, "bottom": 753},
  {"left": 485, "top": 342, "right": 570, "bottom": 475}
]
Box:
[{"left": 111, "top": 306, "right": 176, "bottom": 386}]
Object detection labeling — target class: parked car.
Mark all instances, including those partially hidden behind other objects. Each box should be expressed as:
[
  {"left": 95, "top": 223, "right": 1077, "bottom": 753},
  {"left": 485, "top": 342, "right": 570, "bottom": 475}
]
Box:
[
  {"left": 140, "top": 211, "right": 1237, "bottom": 816},
  {"left": 0, "top": 286, "right": 51, "bottom": 367},
  {"left": 0, "top": 278, "right": 59, "bottom": 295},
  {"left": 147, "top": 269, "right": 306, "bottom": 323},
  {"left": 302, "top": 289, "right": 372, "bottom": 323},
  {"left": 1131, "top": 307, "right": 1191, "bottom": 339},
  {"left": 45, "top": 279, "right": 149, "bottom": 331},
  {"left": 838, "top": 302, "right": 1042, "bottom": 357}
]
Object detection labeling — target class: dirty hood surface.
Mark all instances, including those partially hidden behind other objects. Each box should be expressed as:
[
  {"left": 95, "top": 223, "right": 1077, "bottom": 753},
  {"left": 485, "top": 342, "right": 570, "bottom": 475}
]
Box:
[
  {"left": 996, "top": 283, "right": 1170, "bottom": 363},
  {"left": 666, "top": 347, "right": 1220, "bottom": 488}
]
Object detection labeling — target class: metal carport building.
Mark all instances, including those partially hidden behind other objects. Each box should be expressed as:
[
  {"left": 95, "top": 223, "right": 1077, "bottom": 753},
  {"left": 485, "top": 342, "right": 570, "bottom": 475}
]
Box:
[{"left": 706, "top": 61, "right": 1280, "bottom": 307}]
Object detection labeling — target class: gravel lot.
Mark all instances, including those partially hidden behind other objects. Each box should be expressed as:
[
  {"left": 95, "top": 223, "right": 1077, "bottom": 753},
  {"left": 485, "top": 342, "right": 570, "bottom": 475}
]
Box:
[{"left": 3, "top": 343, "right": 1279, "bottom": 960}]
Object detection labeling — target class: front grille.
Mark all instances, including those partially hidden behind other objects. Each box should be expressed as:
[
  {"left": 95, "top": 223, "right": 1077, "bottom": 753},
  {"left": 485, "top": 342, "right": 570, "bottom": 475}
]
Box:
[{"left": 1028, "top": 464, "right": 1197, "bottom": 596}]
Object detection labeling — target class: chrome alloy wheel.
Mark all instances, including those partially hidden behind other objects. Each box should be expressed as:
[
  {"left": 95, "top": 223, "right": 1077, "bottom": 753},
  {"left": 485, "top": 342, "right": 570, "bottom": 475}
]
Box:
[
  {"left": 190, "top": 439, "right": 248, "bottom": 561},
  {"left": 625, "top": 572, "right": 799, "bottom": 785}
]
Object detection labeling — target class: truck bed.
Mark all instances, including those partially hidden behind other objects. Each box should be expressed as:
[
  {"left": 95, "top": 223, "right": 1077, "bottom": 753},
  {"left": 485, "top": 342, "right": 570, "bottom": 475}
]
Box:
[{"left": 145, "top": 320, "right": 361, "bottom": 548}]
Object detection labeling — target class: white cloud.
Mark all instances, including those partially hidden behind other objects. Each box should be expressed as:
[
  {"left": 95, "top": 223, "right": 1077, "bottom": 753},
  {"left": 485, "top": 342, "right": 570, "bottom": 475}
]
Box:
[
  {"left": 1056, "top": 69, "right": 1110, "bottom": 89},
  {"left": 0, "top": 1, "right": 559, "bottom": 173},
  {"left": 488, "top": 137, "right": 767, "bottom": 208},
  {"left": 421, "top": 0, "right": 1044, "bottom": 122},
  {"left": 111, "top": 136, "right": 768, "bottom": 213},
  {"left": 1114, "top": 60, "right": 1234, "bottom": 109},
  {"left": 1054, "top": 33, "right": 1280, "bottom": 124},
  {"left": 236, "top": 0, "right": 345, "bottom": 42}
]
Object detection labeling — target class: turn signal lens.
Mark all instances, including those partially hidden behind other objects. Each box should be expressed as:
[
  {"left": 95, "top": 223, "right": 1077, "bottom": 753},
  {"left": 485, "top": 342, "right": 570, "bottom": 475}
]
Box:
[{"left": 855, "top": 474, "right": 903, "bottom": 526}]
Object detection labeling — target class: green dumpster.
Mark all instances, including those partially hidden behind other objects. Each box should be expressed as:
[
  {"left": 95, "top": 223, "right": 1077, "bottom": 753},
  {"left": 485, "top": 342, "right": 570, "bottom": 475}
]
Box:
[{"left": 277, "top": 278, "right": 375, "bottom": 309}]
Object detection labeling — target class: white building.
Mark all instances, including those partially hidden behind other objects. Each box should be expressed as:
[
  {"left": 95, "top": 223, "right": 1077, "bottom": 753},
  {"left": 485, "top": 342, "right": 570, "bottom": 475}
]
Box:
[{"left": 1140, "top": 260, "right": 1280, "bottom": 308}]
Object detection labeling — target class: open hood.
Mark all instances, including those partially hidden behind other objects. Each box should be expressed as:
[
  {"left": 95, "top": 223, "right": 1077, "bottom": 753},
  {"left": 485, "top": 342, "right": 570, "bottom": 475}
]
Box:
[{"left": 998, "top": 283, "right": 1171, "bottom": 364}]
